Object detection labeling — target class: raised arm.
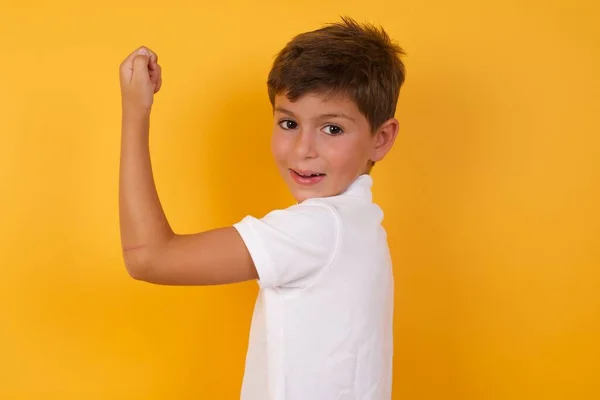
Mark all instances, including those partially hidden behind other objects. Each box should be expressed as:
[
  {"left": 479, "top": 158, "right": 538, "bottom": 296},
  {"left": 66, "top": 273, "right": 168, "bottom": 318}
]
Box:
[{"left": 118, "top": 47, "right": 257, "bottom": 285}]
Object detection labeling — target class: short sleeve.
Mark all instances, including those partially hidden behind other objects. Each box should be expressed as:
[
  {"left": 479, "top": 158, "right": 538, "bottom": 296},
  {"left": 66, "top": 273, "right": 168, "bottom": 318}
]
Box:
[{"left": 233, "top": 201, "right": 340, "bottom": 289}]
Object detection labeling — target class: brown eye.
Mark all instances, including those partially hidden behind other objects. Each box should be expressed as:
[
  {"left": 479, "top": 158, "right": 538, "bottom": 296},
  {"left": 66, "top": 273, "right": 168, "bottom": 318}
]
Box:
[
  {"left": 279, "top": 120, "right": 298, "bottom": 130},
  {"left": 323, "top": 125, "right": 344, "bottom": 136}
]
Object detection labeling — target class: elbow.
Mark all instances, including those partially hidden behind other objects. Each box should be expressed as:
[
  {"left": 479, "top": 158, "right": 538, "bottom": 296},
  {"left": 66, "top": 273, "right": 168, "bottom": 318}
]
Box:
[
  {"left": 122, "top": 247, "right": 154, "bottom": 282},
  {"left": 122, "top": 234, "right": 175, "bottom": 284},
  {"left": 126, "top": 262, "right": 151, "bottom": 281}
]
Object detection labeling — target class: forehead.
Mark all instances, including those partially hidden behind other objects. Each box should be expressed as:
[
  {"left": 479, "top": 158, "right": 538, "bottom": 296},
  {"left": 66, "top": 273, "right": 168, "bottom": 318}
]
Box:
[{"left": 274, "top": 92, "right": 362, "bottom": 117}]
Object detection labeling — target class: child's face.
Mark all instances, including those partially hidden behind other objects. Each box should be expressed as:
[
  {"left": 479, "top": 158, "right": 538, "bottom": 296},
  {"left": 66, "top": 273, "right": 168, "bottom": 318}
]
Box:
[{"left": 271, "top": 92, "right": 379, "bottom": 202}]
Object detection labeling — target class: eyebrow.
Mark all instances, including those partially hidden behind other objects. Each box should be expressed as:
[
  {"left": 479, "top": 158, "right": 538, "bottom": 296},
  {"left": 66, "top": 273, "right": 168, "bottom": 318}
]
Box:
[{"left": 274, "top": 107, "right": 356, "bottom": 122}]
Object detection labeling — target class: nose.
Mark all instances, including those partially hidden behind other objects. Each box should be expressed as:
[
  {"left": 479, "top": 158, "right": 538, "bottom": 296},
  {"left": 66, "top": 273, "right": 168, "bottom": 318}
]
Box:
[{"left": 293, "top": 129, "right": 318, "bottom": 159}]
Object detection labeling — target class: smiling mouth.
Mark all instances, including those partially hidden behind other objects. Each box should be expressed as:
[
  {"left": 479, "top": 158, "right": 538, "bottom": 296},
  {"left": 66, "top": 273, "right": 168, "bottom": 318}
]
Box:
[{"left": 291, "top": 169, "right": 326, "bottom": 178}]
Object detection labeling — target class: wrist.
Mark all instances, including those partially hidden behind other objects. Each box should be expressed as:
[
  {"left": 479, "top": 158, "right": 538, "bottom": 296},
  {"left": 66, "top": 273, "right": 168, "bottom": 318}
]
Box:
[
  {"left": 121, "top": 107, "right": 151, "bottom": 141},
  {"left": 122, "top": 105, "right": 151, "bottom": 121}
]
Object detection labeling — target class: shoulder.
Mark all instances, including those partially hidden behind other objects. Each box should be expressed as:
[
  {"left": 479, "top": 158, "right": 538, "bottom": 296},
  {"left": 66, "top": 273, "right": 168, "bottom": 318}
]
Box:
[
  {"left": 233, "top": 201, "right": 341, "bottom": 289},
  {"left": 237, "top": 199, "right": 341, "bottom": 235},
  {"left": 267, "top": 199, "right": 340, "bottom": 232}
]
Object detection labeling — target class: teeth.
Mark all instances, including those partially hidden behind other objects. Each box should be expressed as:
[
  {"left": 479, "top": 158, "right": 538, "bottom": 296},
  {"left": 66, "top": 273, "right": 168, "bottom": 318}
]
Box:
[{"left": 294, "top": 170, "right": 324, "bottom": 178}]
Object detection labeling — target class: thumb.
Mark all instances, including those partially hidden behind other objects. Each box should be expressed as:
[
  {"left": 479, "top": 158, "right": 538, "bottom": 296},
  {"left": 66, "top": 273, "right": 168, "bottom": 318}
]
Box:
[{"left": 132, "top": 52, "right": 150, "bottom": 81}]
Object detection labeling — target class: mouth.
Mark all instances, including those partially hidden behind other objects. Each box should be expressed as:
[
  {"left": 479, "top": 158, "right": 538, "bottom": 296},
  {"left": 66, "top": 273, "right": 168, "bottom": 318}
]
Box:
[{"left": 289, "top": 169, "right": 326, "bottom": 186}]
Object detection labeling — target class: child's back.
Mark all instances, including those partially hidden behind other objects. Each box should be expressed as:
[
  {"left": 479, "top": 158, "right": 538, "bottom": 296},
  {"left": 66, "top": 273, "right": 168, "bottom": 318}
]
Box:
[{"left": 237, "top": 175, "right": 393, "bottom": 399}]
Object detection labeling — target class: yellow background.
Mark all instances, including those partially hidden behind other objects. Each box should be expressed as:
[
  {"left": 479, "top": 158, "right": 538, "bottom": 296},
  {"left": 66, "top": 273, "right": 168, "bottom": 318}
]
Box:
[{"left": 1, "top": 0, "right": 599, "bottom": 399}]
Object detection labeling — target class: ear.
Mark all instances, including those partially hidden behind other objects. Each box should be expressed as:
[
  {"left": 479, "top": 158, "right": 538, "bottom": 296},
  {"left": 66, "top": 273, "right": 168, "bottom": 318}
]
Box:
[{"left": 371, "top": 118, "right": 399, "bottom": 163}]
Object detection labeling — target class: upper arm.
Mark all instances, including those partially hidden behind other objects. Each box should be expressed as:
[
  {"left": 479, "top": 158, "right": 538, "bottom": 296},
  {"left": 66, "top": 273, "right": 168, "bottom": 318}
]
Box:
[
  {"left": 125, "top": 226, "right": 258, "bottom": 286},
  {"left": 123, "top": 201, "right": 339, "bottom": 288}
]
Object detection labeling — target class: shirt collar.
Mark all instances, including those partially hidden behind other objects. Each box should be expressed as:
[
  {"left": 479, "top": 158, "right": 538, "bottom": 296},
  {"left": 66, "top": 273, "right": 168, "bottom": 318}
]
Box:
[{"left": 341, "top": 174, "right": 373, "bottom": 201}]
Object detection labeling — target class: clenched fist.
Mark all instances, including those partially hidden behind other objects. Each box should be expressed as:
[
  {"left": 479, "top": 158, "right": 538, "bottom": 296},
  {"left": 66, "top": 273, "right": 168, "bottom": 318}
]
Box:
[{"left": 120, "top": 46, "right": 162, "bottom": 115}]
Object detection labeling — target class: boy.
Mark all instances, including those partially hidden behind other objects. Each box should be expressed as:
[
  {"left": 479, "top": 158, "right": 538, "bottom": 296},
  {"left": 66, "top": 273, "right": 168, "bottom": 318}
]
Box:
[{"left": 119, "top": 16, "right": 405, "bottom": 400}]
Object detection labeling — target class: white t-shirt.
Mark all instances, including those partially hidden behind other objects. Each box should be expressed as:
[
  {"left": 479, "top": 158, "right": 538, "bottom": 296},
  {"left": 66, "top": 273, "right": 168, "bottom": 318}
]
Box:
[{"left": 233, "top": 174, "right": 394, "bottom": 400}]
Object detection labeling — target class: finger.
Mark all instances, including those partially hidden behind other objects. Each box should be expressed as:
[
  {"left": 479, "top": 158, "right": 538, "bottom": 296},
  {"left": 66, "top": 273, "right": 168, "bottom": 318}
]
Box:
[
  {"left": 121, "top": 48, "right": 141, "bottom": 67},
  {"left": 151, "top": 64, "right": 162, "bottom": 93},
  {"left": 120, "top": 46, "right": 148, "bottom": 69},
  {"left": 149, "top": 63, "right": 161, "bottom": 81},
  {"left": 142, "top": 47, "right": 158, "bottom": 69},
  {"left": 155, "top": 65, "right": 162, "bottom": 92},
  {"left": 148, "top": 49, "right": 158, "bottom": 66},
  {"left": 132, "top": 54, "right": 150, "bottom": 81},
  {"left": 139, "top": 46, "right": 157, "bottom": 62},
  {"left": 120, "top": 46, "right": 153, "bottom": 85}
]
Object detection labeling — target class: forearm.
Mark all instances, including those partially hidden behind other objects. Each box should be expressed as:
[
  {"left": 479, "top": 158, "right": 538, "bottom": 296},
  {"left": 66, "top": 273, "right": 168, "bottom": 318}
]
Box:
[{"left": 119, "top": 110, "right": 173, "bottom": 271}]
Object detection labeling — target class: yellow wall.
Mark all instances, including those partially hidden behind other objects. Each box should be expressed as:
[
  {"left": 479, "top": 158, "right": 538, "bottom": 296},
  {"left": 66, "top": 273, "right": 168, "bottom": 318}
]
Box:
[{"left": 1, "top": 1, "right": 598, "bottom": 398}]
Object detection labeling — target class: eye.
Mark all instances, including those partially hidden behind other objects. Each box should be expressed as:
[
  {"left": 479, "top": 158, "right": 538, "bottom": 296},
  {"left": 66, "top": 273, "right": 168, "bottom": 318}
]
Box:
[
  {"left": 278, "top": 119, "right": 298, "bottom": 130},
  {"left": 322, "top": 124, "right": 344, "bottom": 136}
]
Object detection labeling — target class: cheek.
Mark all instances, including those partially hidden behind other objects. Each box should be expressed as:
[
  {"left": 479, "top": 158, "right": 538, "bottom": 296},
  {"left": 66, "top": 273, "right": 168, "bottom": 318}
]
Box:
[
  {"left": 323, "top": 136, "right": 368, "bottom": 170},
  {"left": 271, "top": 130, "right": 289, "bottom": 163}
]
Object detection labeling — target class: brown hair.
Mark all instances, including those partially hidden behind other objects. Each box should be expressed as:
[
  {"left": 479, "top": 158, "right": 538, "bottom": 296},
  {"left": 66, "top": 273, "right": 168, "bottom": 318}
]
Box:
[{"left": 267, "top": 16, "right": 406, "bottom": 132}]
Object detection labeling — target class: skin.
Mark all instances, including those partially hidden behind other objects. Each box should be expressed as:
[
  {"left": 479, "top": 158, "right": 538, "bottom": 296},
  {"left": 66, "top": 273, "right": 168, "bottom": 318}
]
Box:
[
  {"left": 272, "top": 93, "right": 399, "bottom": 202},
  {"left": 119, "top": 46, "right": 398, "bottom": 286}
]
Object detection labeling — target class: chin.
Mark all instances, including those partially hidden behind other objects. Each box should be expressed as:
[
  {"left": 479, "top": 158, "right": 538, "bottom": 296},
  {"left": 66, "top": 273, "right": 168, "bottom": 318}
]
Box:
[
  {"left": 289, "top": 188, "right": 315, "bottom": 203},
  {"left": 296, "top": 188, "right": 334, "bottom": 203},
  {"left": 292, "top": 192, "right": 311, "bottom": 203}
]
